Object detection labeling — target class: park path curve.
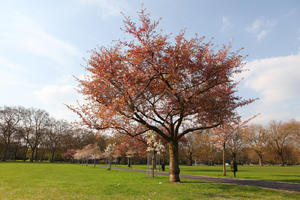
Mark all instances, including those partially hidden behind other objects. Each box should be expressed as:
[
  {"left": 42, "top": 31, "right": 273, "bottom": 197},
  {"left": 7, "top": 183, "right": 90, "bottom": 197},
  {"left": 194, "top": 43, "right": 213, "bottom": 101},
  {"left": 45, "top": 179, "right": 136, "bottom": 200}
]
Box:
[{"left": 104, "top": 166, "right": 300, "bottom": 193}]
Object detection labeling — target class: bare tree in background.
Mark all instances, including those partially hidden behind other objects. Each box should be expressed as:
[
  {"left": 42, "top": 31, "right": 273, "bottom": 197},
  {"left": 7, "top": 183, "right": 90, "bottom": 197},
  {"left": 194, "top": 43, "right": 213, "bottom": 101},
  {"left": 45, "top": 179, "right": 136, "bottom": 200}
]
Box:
[
  {"left": 269, "top": 120, "right": 298, "bottom": 166},
  {"left": 243, "top": 125, "right": 269, "bottom": 166},
  {"left": 19, "top": 108, "right": 49, "bottom": 162},
  {"left": 46, "top": 119, "right": 70, "bottom": 162},
  {"left": 0, "top": 106, "right": 21, "bottom": 161}
]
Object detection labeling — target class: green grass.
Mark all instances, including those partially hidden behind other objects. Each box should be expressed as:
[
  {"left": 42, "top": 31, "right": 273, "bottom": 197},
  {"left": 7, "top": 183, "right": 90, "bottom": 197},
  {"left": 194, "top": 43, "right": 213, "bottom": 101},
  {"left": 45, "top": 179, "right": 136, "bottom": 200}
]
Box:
[
  {"left": 0, "top": 162, "right": 299, "bottom": 200},
  {"left": 113, "top": 164, "right": 300, "bottom": 183}
]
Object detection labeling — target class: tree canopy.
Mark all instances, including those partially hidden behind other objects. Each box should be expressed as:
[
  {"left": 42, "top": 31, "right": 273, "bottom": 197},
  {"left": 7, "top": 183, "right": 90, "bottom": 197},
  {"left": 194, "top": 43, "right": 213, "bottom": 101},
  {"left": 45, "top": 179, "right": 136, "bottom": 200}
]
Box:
[{"left": 69, "top": 8, "right": 255, "bottom": 182}]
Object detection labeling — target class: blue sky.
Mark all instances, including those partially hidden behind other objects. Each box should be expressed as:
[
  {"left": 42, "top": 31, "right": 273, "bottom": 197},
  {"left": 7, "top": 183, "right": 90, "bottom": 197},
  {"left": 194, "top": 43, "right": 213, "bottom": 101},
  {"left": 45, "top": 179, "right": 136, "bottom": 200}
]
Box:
[{"left": 0, "top": 0, "right": 300, "bottom": 124}]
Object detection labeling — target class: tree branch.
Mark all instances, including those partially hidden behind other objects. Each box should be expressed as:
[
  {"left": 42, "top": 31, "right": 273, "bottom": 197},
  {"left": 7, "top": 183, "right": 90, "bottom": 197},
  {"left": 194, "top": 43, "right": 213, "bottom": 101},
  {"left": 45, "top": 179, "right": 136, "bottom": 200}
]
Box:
[{"left": 178, "top": 123, "right": 220, "bottom": 139}]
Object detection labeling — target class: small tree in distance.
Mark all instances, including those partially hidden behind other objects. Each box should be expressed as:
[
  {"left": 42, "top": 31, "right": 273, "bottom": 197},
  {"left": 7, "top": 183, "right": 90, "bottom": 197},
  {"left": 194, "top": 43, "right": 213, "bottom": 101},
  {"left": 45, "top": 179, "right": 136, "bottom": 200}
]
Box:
[
  {"left": 211, "top": 115, "right": 258, "bottom": 176},
  {"left": 69, "top": 8, "right": 255, "bottom": 182},
  {"left": 146, "top": 130, "right": 165, "bottom": 178},
  {"left": 63, "top": 149, "right": 77, "bottom": 163},
  {"left": 243, "top": 124, "right": 269, "bottom": 167},
  {"left": 105, "top": 143, "right": 116, "bottom": 170}
]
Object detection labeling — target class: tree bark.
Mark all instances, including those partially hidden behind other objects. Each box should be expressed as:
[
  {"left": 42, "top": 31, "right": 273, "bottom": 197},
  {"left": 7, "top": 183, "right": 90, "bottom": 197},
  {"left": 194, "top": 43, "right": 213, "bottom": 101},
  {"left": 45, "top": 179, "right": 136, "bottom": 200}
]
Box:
[
  {"left": 2, "top": 144, "right": 8, "bottom": 161},
  {"left": 127, "top": 157, "right": 131, "bottom": 168},
  {"left": 23, "top": 147, "right": 28, "bottom": 162},
  {"left": 168, "top": 140, "right": 180, "bottom": 182},
  {"left": 30, "top": 149, "right": 35, "bottom": 162},
  {"left": 108, "top": 157, "right": 112, "bottom": 170},
  {"left": 152, "top": 152, "right": 155, "bottom": 178},
  {"left": 51, "top": 151, "right": 55, "bottom": 163},
  {"left": 279, "top": 153, "right": 285, "bottom": 166},
  {"left": 232, "top": 153, "right": 238, "bottom": 178},
  {"left": 258, "top": 154, "right": 263, "bottom": 167},
  {"left": 13, "top": 145, "right": 19, "bottom": 161},
  {"left": 39, "top": 150, "right": 44, "bottom": 162},
  {"left": 35, "top": 148, "right": 39, "bottom": 162},
  {"left": 188, "top": 151, "right": 193, "bottom": 166},
  {"left": 222, "top": 142, "right": 226, "bottom": 176}
]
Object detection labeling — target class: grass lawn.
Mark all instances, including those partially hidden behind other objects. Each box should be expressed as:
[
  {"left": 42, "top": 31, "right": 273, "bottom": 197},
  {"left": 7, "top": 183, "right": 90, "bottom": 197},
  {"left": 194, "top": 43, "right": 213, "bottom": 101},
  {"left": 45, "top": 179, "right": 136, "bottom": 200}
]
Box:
[
  {"left": 113, "top": 164, "right": 300, "bottom": 183},
  {"left": 0, "top": 162, "right": 299, "bottom": 200}
]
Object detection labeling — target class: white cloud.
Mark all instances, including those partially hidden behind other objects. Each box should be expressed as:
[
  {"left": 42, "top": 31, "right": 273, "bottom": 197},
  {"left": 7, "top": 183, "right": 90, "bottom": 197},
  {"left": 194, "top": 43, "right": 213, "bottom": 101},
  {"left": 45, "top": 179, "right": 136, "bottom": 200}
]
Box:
[
  {"left": 241, "top": 52, "right": 300, "bottom": 124},
  {"left": 78, "top": 0, "right": 129, "bottom": 19},
  {"left": 34, "top": 84, "right": 78, "bottom": 104},
  {"left": 244, "top": 53, "right": 300, "bottom": 102},
  {"left": 245, "top": 18, "right": 276, "bottom": 40},
  {"left": 220, "top": 16, "right": 231, "bottom": 32},
  {"left": 0, "top": 12, "right": 82, "bottom": 65},
  {"left": 34, "top": 84, "right": 82, "bottom": 121}
]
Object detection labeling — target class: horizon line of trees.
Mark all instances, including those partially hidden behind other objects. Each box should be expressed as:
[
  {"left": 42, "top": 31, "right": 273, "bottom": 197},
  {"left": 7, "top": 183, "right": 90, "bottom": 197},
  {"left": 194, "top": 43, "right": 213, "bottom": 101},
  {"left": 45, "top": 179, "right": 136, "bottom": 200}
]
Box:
[
  {"left": 1, "top": 106, "right": 299, "bottom": 166},
  {"left": 0, "top": 106, "right": 107, "bottom": 162},
  {"left": 181, "top": 119, "right": 300, "bottom": 167}
]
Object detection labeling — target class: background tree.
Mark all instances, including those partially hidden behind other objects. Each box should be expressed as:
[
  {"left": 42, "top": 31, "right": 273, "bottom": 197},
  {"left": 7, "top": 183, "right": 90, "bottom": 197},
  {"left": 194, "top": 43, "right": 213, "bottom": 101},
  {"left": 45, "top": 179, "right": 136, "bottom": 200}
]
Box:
[
  {"left": 269, "top": 120, "right": 298, "bottom": 166},
  {"left": 74, "top": 149, "right": 84, "bottom": 164},
  {"left": 105, "top": 143, "right": 116, "bottom": 170},
  {"left": 211, "top": 125, "right": 232, "bottom": 176},
  {"left": 69, "top": 8, "right": 254, "bottom": 182},
  {"left": 114, "top": 134, "right": 147, "bottom": 165},
  {"left": 243, "top": 124, "right": 269, "bottom": 166},
  {"left": 95, "top": 134, "right": 108, "bottom": 152},
  {"left": 227, "top": 128, "right": 244, "bottom": 177},
  {"left": 180, "top": 133, "right": 200, "bottom": 166},
  {"left": 0, "top": 106, "right": 21, "bottom": 161},
  {"left": 63, "top": 149, "right": 77, "bottom": 163},
  {"left": 211, "top": 115, "right": 257, "bottom": 176},
  {"left": 46, "top": 119, "right": 70, "bottom": 162},
  {"left": 19, "top": 108, "right": 49, "bottom": 162},
  {"left": 86, "top": 143, "right": 102, "bottom": 167},
  {"left": 195, "top": 130, "right": 218, "bottom": 166}
]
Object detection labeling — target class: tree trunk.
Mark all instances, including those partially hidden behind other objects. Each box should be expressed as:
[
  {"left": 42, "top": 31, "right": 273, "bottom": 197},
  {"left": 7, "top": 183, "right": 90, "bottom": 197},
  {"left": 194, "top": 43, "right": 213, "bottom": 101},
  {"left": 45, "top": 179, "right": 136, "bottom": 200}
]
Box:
[
  {"left": 23, "top": 147, "right": 28, "bottom": 162},
  {"left": 168, "top": 140, "right": 180, "bottom": 182},
  {"left": 232, "top": 153, "right": 238, "bottom": 178},
  {"left": 35, "top": 148, "right": 39, "bottom": 162},
  {"left": 152, "top": 152, "right": 155, "bottom": 178},
  {"left": 2, "top": 144, "right": 8, "bottom": 161},
  {"left": 30, "top": 149, "right": 35, "bottom": 162},
  {"left": 127, "top": 157, "right": 131, "bottom": 168},
  {"left": 188, "top": 151, "right": 193, "bottom": 166},
  {"left": 13, "top": 145, "right": 18, "bottom": 161},
  {"left": 222, "top": 142, "right": 226, "bottom": 176},
  {"left": 279, "top": 153, "right": 285, "bottom": 166},
  {"left": 51, "top": 151, "right": 55, "bottom": 163},
  {"left": 154, "top": 152, "right": 157, "bottom": 169},
  {"left": 108, "top": 157, "right": 112, "bottom": 170},
  {"left": 258, "top": 154, "right": 263, "bottom": 167},
  {"left": 40, "top": 150, "right": 44, "bottom": 162}
]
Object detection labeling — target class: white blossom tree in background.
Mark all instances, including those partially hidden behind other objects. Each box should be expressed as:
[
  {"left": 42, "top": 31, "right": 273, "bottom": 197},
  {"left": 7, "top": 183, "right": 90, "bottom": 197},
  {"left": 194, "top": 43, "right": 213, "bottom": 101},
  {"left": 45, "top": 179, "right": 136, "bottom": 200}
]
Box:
[
  {"left": 105, "top": 143, "right": 116, "bottom": 170},
  {"left": 146, "top": 130, "right": 165, "bottom": 178},
  {"left": 88, "top": 143, "right": 102, "bottom": 167}
]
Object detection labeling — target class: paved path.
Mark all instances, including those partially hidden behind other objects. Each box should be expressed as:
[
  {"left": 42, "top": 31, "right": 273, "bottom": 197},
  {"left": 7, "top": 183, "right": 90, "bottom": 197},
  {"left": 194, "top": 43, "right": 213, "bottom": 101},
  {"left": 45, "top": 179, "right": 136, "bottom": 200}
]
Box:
[{"left": 103, "top": 166, "right": 300, "bottom": 193}]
